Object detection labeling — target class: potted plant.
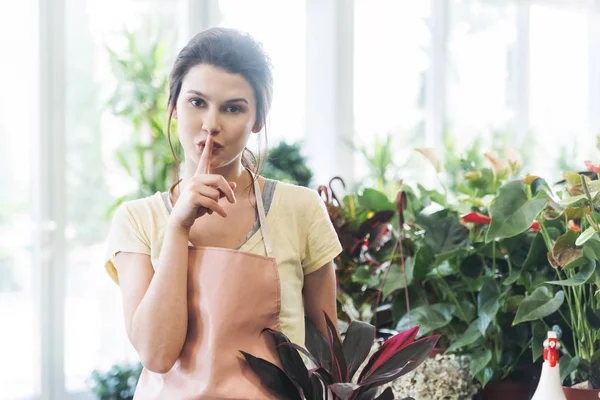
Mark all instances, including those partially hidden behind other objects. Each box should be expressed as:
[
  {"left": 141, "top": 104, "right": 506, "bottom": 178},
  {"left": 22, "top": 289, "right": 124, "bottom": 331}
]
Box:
[
  {"left": 242, "top": 313, "right": 439, "bottom": 399},
  {"left": 402, "top": 148, "right": 539, "bottom": 399},
  {"left": 501, "top": 160, "right": 600, "bottom": 398}
]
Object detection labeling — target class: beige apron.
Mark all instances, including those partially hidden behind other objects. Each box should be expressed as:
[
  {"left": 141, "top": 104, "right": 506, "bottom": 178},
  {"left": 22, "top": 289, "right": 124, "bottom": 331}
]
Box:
[{"left": 134, "top": 177, "right": 282, "bottom": 399}]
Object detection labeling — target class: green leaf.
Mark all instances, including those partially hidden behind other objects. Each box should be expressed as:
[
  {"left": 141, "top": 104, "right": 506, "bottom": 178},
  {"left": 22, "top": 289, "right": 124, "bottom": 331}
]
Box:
[
  {"left": 477, "top": 367, "right": 494, "bottom": 388},
  {"left": 513, "top": 287, "right": 564, "bottom": 325},
  {"left": 382, "top": 260, "right": 414, "bottom": 298},
  {"left": 576, "top": 227, "right": 597, "bottom": 246},
  {"left": 460, "top": 254, "right": 485, "bottom": 278},
  {"left": 447, "top": 320, "right": 483, "bottom": 353},
  {"left": 584, "top": 238, "right": 600, "bottom": 261},
  {"left": 503, "top": 266, "right": 522, "bottom": 286},
  {"left": 459, "top": 299, "right": 476, "bottom": 323},
  {"left": 559, "top": 355, "right": 580, "bottom": 384},
  {"left": 358, "top": 189, "right": 395, "bottom": 212},
  {"left": 485, "top": 181, "right": 547, "bottom": 242},
  {"left": 470, "top": 348, "right": 492, "bottom": 378},
  {"left": 523, "top": 231, "right": 548, "bottom": 268},
  {"left": 413, "top": 247, "right": 434, "bottom": 280},
  {"left": 352, "top": 266, "right": 380, "bottom": 287},
  {"left": 477, "top": 280, "right": 501, "bottom": 335},
  {"left": 416, "top": 212, "right": 470, "bottom": 255},
  {"left": 417, "top": 184, "right": 448, "bottom": 208},
  {"left": 559, "top": 193, "right": 597, "bottom": 207},
  {"left": 547, "top": 260, "right": 596, "bottom": 286},
  {"left": 532, "top": 320, "right": 546, "bottom": 362},
  {"left": 396, "top": 303, "right": 457, "bottom": 336}
]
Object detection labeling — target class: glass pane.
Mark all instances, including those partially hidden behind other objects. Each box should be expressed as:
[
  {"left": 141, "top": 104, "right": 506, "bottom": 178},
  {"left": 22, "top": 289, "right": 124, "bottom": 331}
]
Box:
[
  {"left": 218, "top": 0, "right": 306, "bottom": 145},
  {"left": 446, "top": 0, "right": 517, "bottom": 149},
  {"left": 354, "top": 0, "right": 431, "bottom": 189},
  {"left": 529, "top": 4, "right": 593, "bottom": 178},
  {"left": 0, "top": 0, "right": 38, "bottom": 397},
  {"left": 63, "top": 0, "right": 177, "bottom": 392}
]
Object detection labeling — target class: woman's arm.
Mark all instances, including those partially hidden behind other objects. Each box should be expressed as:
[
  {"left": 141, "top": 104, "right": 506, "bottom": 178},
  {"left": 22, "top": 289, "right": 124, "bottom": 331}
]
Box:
[
  {"left": 116, "top": 221, "right": 191, "bottom": 373},
  {"left": 302, "top": 260, "right": 339, "bottom": 338}
]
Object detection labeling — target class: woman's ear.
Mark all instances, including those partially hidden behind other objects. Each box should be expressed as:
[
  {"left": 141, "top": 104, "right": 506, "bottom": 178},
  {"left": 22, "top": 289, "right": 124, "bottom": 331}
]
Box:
[{"left": 172, "top": 107, "right": 178, "bottom": 120}]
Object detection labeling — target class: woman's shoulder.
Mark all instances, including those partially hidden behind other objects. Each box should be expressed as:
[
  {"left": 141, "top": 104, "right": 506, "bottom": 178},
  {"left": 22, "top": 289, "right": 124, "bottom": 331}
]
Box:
[
  {"left": 268, "top": 180, "right": 324, "bottom": 217},
  {"left": 113, "top": 192, "right": 168, "bottom": 224},
  {"left": 269, "top": 180, "right": 321, "bottom": 201}
]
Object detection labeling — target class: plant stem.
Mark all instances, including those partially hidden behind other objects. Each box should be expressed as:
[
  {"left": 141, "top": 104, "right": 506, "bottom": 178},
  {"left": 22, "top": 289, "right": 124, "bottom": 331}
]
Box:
[{"left": 436, "top": 271, "right": 470, "bottom": 323}]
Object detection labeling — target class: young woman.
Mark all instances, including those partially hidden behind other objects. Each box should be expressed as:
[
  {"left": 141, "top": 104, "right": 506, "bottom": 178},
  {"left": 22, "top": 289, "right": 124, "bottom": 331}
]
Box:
[{"left": 105, "top": 27, "right": 342, "bottom": 398}]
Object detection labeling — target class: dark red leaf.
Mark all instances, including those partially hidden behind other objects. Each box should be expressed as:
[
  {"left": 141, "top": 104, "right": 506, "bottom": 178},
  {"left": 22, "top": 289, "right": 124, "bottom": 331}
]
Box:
[
  {"left": 264, "top": 328, "right": 311, "bottom": 396},
  {"left": 342, "top": 320, "right": 376, "bottom": 382},
  {"left": 325, "top": 312, "right": 348, "bottom": 381},
  {"left": 358, "top": 326, "right": 420, "bottom": 382},
  {"left": 240, "top": 351, "right": 302, "bottom": 400},
  {"left": 305, "top": 316, "right": 333, "bottom": 372},
  {"left": 361, "top": 335, "right": 440, "bottom": 387}
]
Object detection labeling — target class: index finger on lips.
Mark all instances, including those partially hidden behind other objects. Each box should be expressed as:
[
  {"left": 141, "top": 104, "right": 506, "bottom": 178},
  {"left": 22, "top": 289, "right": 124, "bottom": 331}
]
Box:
[{"left": 195, "top": 135, "right": 213, "bottom": 176}]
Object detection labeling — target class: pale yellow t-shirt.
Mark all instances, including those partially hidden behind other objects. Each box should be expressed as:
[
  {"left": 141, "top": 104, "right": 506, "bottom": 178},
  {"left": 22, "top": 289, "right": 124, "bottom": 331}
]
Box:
[{"left": 104, "top": 181, "right": 342, "bottom": 347}]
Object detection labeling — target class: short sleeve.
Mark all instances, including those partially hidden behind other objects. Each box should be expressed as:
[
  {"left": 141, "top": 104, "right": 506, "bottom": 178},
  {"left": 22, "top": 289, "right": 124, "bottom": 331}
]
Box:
[
  {"left": 302, "top": 191, "right": 343, "bottom": 275},
  {"left": 104, "top": 203, "right": 151, "bottom": 284}
]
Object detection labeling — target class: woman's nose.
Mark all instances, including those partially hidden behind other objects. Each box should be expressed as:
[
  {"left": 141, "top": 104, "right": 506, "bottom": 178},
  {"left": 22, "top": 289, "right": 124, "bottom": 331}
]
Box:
[{"left": 201, "top": 107, "right": 221, "bottom": 134}]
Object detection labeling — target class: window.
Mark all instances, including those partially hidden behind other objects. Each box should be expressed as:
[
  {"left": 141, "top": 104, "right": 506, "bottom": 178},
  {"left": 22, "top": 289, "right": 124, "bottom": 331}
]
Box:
[
  {"left": 446, "top": 0, "right": 517, "bottom": 147},
  {"left": 63, "top": 0, "right": 177, "bottom": 392},
  {"left": 353, "top": 0, "right": 431, "bottom": 187},
  {"left": 0, "top": 0, "right": 38, "bottom": 397},
  {"left": 528, "top": 3, "right": 594, "bottom": 178}
]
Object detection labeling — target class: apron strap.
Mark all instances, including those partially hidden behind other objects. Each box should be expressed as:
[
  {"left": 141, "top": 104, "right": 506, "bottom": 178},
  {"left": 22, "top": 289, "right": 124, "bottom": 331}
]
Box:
[{"left": 250, "top": 170, "right": 273, "bottom": 257}]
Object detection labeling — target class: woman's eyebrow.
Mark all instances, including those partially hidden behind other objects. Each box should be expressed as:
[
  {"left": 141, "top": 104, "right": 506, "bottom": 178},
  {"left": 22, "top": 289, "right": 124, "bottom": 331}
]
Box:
[{"left": 186, "top": 90, "right": 248, "bottom": 104}]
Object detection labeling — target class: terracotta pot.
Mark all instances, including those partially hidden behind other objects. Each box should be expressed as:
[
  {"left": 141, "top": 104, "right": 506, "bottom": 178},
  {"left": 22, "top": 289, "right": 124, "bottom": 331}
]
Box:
[
  {"left": 481, "top": 381, "right": 533, "bottom": 400},
  {"left": 563, "top": 386, "right": 600, "bottom": 399}
]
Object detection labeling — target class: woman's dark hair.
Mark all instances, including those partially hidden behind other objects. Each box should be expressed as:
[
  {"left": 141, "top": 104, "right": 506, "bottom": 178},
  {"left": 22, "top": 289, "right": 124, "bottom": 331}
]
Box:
[{"left": 167, "top": 27, "right": 273, "bottom": 195}]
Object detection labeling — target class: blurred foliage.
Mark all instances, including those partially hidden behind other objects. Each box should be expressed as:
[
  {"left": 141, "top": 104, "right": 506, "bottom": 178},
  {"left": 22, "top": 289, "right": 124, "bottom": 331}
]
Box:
[
  {"left": 105, "top": 30, "right": 182, "bottom": 219},
  {"left": 261, "top": 141, "right": 313, "bottom": 187},
  {"left": 87, "top": 362, "right": 142, "bottom": 400}
]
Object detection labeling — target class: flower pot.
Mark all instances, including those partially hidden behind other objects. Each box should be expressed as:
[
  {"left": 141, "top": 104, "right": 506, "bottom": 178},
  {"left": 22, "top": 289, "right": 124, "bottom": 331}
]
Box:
[
  {"left": 481, "top": 381, "right": 533, "bottom": 400},
  {"left": 563, "top": 386, "right": 600, "bottom": 399}
]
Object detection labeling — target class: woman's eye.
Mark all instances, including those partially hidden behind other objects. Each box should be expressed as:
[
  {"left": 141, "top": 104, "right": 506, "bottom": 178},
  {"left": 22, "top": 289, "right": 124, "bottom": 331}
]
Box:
[
  {"left": 190, "top": 99, "right": 204, "bottom": 107},
  {"left": 225, "top": 105, "right": 241, "bottom": 113}
]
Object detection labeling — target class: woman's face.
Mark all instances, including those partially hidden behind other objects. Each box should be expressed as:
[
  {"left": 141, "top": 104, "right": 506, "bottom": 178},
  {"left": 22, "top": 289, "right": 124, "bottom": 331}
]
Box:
[{"left": 174, "top": 63, "right": 259, "bottom": 172}]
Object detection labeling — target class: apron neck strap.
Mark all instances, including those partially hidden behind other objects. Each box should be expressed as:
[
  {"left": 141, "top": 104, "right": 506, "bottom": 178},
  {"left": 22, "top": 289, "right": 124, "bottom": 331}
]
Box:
[{"left": 248, "top": 169, "right": 273, "bottom": 257}]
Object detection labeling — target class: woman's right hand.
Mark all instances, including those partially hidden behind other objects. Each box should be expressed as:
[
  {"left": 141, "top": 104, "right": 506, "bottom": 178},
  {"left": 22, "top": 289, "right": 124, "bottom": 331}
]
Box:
[{"left": 170, "top": 136, "right": 237, "bottom": 230}]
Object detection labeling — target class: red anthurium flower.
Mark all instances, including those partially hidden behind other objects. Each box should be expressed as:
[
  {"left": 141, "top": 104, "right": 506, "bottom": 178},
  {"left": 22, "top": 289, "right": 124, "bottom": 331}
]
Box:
[
  {"left": 568, "top": 220, "right": 581, "bottom": 232},
  {"left": 530, "top": 221, "right": 540, "bottom": 231},
  {"left": 462, "top": 212, "right": 491, "bottom": 224},
  {"left": 585, "top": 160, "right": 600, "bottom": 173}
]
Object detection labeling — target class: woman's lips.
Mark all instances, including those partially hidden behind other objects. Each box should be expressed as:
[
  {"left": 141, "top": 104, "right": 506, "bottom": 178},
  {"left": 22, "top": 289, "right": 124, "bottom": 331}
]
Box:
[{"left": 197, "top": 140, "right": 223, "bottom": 153}]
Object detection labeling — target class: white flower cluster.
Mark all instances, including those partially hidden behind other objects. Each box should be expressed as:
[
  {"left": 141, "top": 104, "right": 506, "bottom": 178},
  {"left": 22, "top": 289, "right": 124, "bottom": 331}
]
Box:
[{"left": 389, "top": 353, "right": 480, "bottom": 400}]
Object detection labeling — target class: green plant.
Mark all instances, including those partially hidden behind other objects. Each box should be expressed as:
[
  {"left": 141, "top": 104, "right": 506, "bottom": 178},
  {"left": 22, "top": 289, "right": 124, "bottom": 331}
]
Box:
[
  {"left": 502, "top": 162, "right": 600, "bottom": 389},
  {"left": 317, "top": 178, "right": 414, "bottom": 329},
  {"left": 242, "top": 313, "right": 438, "bottom": 399},
  {"left": 394, "top": 149, "right": 539, "bottom": 389},
  {"left": 87, "top": 362, "right": 142, "bottom": 400},
  {"left": 105, "top": 30, "right": 182, "bottom": 218},
  {"left": 262, "top": 141, "right": 313, "bottom": 186}
]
